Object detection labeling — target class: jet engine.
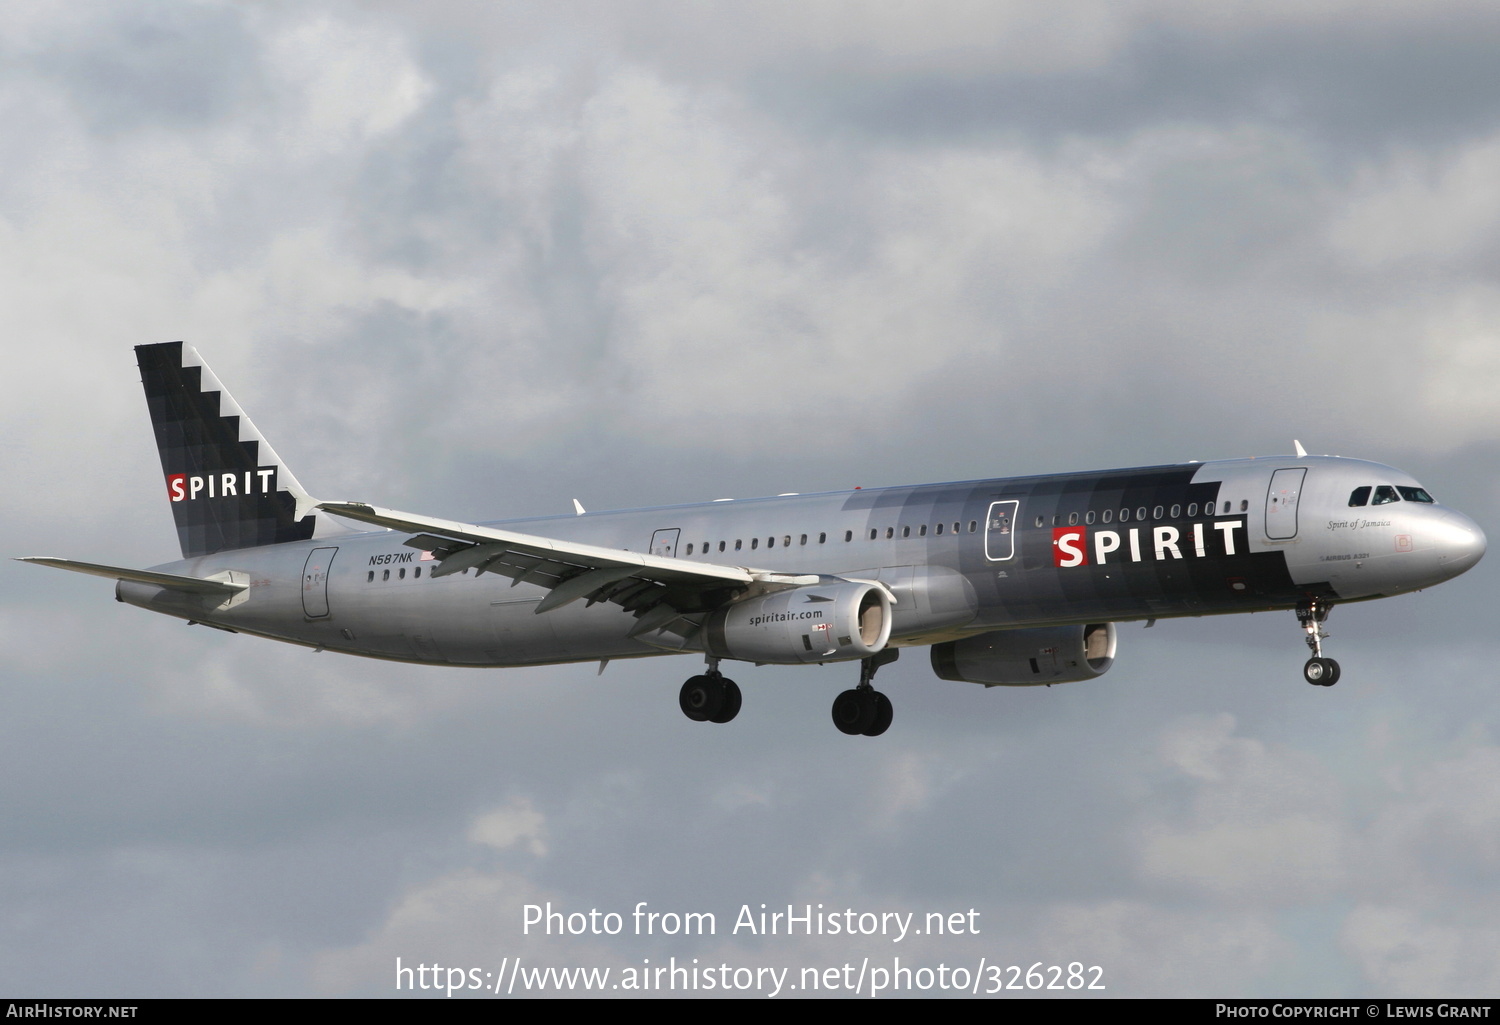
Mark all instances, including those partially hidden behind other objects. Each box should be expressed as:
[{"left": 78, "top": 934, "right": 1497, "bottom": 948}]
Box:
[
  {"left": 703, "top": 580, "right": 893, "bottom": 664},
  {"left": 930, "top": 623, "right": 1117, "bottom": 686}
]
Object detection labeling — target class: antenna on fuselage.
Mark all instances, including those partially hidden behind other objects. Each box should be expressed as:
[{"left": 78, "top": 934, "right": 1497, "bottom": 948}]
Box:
[{"left": 1294, "top": 440, "right": 1308, "bottom": 458}]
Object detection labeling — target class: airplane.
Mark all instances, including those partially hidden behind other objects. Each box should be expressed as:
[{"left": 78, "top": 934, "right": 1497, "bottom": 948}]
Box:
[{"left": 21, "top": 342, "right": 1487, "bottom": 736}]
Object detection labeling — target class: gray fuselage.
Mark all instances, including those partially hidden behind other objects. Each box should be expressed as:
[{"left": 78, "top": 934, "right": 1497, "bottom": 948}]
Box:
[{"left": 118, "top": 455, "right": 1486, "bottom": 668}]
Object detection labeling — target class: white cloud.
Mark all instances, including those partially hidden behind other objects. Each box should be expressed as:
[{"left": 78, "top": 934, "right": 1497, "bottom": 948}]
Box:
[
  {"left": 470, "top": 798, "right": 549, "bottom": 856},
  {"left": 1138, "top": 715, "right": 1348, "bottom": 902},
  {"left": 1342, "top": 905, "right": 1500, "bottom": 997},
  {"left": 1035, "top": 899, "right": 1285, "bottom": 995},
  {"left": 570, "top": 68, "right": 1118, "bottom": 450},
  {"left": 1329, "top": 137, "right": 1500, "bottom": 269},
  {"left": 263, "top": 13, "right": 432, "bottom": 157}
]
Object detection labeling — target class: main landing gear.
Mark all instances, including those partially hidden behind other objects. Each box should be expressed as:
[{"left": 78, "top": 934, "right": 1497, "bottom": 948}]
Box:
[
  {"left": 679, "top": 659, "right": 742, "bottom": 724},
  {"left": 1297, "top": 598, "right": 1340, "bottom": 687},
  {"left": 678, "top": 651, "right": 899, "bottom": 736},
  {"left": 832, "top": 649, "right": 898, "bottom": 737}
]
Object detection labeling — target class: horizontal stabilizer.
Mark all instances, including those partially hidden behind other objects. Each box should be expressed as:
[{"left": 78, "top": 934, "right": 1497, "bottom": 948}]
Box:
[{"left": 17, "top": 557, "right": 248, "bottom": 596}]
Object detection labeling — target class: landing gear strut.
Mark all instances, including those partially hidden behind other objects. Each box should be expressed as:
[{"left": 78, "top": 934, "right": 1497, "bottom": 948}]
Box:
[
  {"left": 832, "top": 649, "right": 898, "bottom": 737},
  {"left": 1297, "top": 599, "right": 1340, "bottom": 687},
  {"left": 679, "top": 658, "right": 742, "bottom": 723}
]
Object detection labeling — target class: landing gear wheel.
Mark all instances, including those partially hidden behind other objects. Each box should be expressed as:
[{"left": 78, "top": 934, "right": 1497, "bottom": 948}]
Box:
[
  {"left": 709, "top": 678, "right": 742, "bottom": 723},
  {"left": 832, "top": 689, "right": 875, "bottom": 735},
  {"left": 1303, "top": 657, "right": 1340, "bottom": 687},
  {"left": 679, "top": 674, "right": 725, "bottom": 721},
  {"left": 863, "top": 691, "right": 893, "bottom": 736},
  {"left": 1295, "top": 599, "right": 1340, "bottom": 686}
]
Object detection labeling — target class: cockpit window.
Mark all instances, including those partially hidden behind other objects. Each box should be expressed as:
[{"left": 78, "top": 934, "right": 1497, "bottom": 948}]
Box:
[
  {"left": 1348, "top": 486, "right": 1371, "bottom": 507},
  {"left": 1398, "top": 486, "right": 1435, "bottom": 503},
  {"left": 1371, "top": 485, "right": 1400, "bottom": 505}
]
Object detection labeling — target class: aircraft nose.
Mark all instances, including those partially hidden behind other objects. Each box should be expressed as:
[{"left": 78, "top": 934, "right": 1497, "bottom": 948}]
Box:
[{"left": 1434, "top": 509, "right": 1486, "bottom": 576}]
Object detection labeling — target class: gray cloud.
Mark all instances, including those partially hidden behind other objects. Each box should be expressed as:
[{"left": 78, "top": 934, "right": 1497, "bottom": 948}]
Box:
[{"left": 3, "top": 0, "right": 1498, "bottom": 998}]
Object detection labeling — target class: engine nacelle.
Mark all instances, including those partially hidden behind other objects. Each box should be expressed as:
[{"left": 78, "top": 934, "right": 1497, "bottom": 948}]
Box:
[
  {"left": 930, "top": 623, "right": 1117, "bottom": 686},
  {"left": 703, "top": 580, "right": 893, "bottom": 664}
]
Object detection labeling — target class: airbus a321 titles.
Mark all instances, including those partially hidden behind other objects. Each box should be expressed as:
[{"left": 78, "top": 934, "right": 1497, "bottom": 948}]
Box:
[{"left": 22, "top": 343, "right": 1487, "bottom": 736}]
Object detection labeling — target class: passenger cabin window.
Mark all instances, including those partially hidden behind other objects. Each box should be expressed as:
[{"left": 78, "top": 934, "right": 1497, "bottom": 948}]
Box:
[
  {"left": 1348, "top": 486, "right": 1371, "bottom": 507},
  {"left": 1187, "top": 503, "right": 1197, "bottom": 516},
  {"left": 1372, "top": 485, "right": 1400, "bottom": 505},
  {"left": 1398, "top": 486, "right": 1434, "bottom": 503},
  {"left": 1102, "top": 509, "right": 1113, "bottom": 524}
]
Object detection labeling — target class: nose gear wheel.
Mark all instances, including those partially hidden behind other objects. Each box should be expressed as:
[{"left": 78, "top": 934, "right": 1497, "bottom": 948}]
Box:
[{"left": 1303, "top": 657, "right": 1340, "bottom": 686}]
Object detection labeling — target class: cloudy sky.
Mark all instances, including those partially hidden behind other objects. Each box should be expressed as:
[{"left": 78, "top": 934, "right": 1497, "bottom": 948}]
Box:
[{"left": 4, "top": 0, "right": 1499, "bottom": 998}]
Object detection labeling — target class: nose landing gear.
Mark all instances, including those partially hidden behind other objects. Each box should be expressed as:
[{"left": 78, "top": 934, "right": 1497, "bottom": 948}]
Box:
[
  {"left": 1297, "top": 599, "right": 1340, "bottom": 686},
  {"left": 832, "top": 649, "right": 898, "bottom": 736}
]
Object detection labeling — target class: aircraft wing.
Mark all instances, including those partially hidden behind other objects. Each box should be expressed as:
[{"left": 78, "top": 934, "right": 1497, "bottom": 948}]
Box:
[
  {"left": 18, "top": 557, "right": 248, "bottom": 596},
  {"left": 317, "top": 502, "right": 801, "bottom": 632}
]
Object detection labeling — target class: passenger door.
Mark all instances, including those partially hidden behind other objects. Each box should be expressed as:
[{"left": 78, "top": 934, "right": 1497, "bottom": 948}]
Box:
[
  {"left": 301, "top": 547, "right": 338, "bottom": 618},
  {"left": 1265, "top": 468, "right": 1307, "bottom": 540}
]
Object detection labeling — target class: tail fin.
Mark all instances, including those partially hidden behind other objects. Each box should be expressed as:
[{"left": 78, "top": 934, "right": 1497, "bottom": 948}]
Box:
[{"left": 137, "top": 341, "right": 342, "bottom": 558}]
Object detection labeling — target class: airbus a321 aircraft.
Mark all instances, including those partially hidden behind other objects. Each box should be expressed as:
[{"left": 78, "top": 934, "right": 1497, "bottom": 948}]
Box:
[{"left": 22, "top": 343, "right": 1487, "bottom": 736}]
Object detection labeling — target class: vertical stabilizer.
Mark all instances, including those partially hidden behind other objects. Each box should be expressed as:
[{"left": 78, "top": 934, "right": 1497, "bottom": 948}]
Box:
[{"left": 136, "top": 341, "right": 342, "bottom": 558}]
